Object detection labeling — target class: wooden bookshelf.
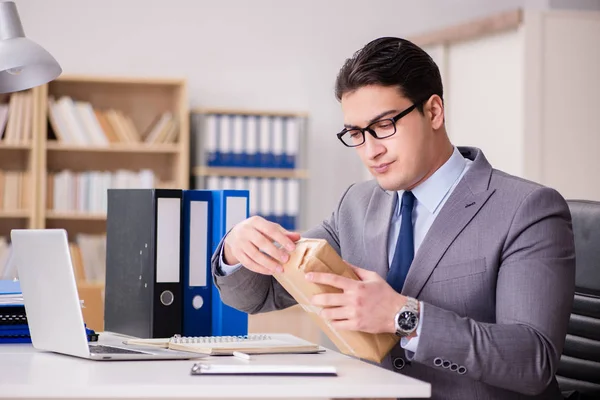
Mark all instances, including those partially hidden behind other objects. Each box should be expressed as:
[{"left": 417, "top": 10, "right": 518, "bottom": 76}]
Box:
[
  {"left": 193, "top": 166, "right": 309, "bottom": 179},
  {"left": 37, "top": 74, "right": 190, "bottom": 236},
  {"left": 13, "top": 74, "right": 191, "bottom": 330},
  {"left": 190, "top": 108, "right": 309, "bottom": 231},
  {"left": 0, "top": 87, "right": 39, "bottom": 238}
]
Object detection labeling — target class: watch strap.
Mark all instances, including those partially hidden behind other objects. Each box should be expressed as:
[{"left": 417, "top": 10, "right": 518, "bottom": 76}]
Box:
[{"left": 405, "top": 296, "right": 419, "bottom": 313}]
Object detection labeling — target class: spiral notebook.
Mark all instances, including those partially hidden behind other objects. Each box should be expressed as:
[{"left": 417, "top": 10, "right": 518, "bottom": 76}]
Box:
[{"left": 124, "top": 333, "right": 322, "bottom": 356}]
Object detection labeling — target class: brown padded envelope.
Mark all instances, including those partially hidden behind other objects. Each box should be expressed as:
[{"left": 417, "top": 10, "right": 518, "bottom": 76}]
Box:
[{"left": 273, "top": 238, "right": 399, "bottom": 363}]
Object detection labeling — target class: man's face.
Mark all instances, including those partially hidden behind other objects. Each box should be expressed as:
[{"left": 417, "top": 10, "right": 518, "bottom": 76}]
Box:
[{"left": 340, "top": 85, "right": 437, "bottom": 191}]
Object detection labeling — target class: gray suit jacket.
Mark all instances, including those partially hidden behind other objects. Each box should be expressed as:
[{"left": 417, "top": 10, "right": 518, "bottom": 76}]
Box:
[{"left": 211, "top": 147, "right": 576, "bottom": 400}]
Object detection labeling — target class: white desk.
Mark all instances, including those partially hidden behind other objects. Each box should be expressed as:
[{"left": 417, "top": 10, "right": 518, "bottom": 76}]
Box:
[{"left": 0, "top": 332, "right": 431, "bottom": 399}]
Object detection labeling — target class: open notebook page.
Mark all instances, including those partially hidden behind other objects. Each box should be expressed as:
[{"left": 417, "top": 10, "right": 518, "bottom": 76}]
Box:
[
  {"left": 124, "top": 334, "right": 321, "bottom": 355},
  {"left": 169, "top": 336, "right": 320, "bottom": 355}
]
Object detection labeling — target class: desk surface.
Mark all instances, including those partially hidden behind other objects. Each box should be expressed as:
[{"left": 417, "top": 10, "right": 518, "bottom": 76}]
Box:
[{"left": 0, "top": 332, "right": 430, "bottom": 399}]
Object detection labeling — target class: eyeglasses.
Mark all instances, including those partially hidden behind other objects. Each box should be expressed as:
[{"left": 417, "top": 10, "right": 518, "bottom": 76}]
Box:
[{"left": 336, "top": 100, "right": 424, "bottom": 147}]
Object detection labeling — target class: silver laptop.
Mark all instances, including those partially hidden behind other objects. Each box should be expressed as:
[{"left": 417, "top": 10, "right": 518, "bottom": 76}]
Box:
[{"left": 10, "top": 228, "right": 201, "bottom": 361}]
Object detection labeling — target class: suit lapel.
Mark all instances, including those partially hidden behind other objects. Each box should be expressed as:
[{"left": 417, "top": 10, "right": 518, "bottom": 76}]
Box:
[
  {"left": 402, "top": 146, "right": 496, "bottom": 299},
  {"left": 363, "top": 188, "right": 396, "bottom": 277},
  {"left": 402, "top": 187, "right": 495, "bottom": 298}
]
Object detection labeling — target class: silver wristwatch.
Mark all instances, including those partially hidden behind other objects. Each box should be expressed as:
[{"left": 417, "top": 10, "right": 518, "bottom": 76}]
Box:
[{"left": 394, "top": 297, "right": 420, "bottom": 337}]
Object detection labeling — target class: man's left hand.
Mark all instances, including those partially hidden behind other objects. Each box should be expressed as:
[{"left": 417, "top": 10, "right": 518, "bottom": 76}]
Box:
[{"left": 306, "top": 262, "right": 406, "bottom": 334}]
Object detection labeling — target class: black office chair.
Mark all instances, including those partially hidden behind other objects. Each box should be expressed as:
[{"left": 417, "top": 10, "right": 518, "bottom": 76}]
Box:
[{"left": 557, "top": 200, "right": 600, "bottom": 400}]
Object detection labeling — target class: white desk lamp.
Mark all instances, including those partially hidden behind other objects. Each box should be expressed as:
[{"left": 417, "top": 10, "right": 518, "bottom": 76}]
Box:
[{"left": 0, "top": 1, "right": 61, "bottom": 93}]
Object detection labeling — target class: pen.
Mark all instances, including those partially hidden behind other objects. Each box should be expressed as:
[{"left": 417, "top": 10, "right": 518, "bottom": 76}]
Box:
[{"left": 233, "top": 351, "right": 251, "bottom": 361}]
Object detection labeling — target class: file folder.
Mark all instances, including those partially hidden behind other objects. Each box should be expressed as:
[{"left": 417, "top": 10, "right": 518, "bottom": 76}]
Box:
[
  {"left": 206, "top": 114, "right": 218, "bottom": 167},
  {"left": 210, "top": 189, "right": 250, "bottom": 336},
  {"left": 105, "top": 189, "right": 184, "bottom": 339},
  {"left": 220, "top": 177, "right": 234, "bottom": 190},
  {"left": 284, "top": 117, "right": 299, "bottom": 169},
  {"left": 232, "top": 115, "right": 244, "bottom": 167},
  {"left": 272, "top": 117, "right": 284, "bottom": 168},
  {"left": 182, "top": 190, "right": 213, "bottom": 337},
  {"left": 273, "top": 178, "right": 286, "bottom": 228},
  {"left": 206, "top": 176, "right": 220, "bottom": 190},
  {"left": 259, "top": 116, "right": 273, "bottom": 168},
  {"left": 233, "top": 177, "right": 247, "bottom": 191},
  {"left": 286, "top": 179, "right": 299, "bottom": 230},
  {"left": 246, "top": 116, "right": 259, "bottom": 168},
  {"left": 248, "top": 178, "right": 260, "bottom": 217},
  {"left": 219, "top": 115, "right": 232, "bottom": 166},
  {"left": 260, "top": 178, "right": 273, "bottom": 224}
]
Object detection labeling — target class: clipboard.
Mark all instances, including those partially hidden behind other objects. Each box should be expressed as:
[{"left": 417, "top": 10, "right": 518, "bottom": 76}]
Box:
[{"left": 191, "top": 363, "right": 337, "bottom": 376}]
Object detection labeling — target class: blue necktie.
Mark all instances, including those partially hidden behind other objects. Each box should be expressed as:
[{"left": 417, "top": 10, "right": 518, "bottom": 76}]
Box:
[{"left": 387, "top": 191, "right": 415, "bottom": 293}]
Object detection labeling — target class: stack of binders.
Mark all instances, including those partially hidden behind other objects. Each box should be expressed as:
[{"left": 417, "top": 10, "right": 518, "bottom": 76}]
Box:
[
  {"left": 104, "top": 188, "right": 250, "bottom": 340},
  {"left": 204, "top": 176, "right": 299, "bottom": 231},
  {"left": 0, "top": 280, "right": 30, "bottom": 343},
  {"left": 0, "top": 280, "right": 98, "bottom": 343},
  {"left": 204, "top": 114, "right": 300, "bottom": 169}
]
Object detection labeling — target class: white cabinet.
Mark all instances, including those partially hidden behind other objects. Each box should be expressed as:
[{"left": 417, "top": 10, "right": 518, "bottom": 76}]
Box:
[{"left": 414, "top": 9, "right": 600, "bottom": 200}]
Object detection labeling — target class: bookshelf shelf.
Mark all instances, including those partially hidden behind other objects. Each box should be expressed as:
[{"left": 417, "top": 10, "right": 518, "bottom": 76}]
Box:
[
  {"left": 45, "top": 211, "right": 106, "bottom": 221},
  {"left": 192, "top": 107, "right": 308, "bottom": 118},
  {"left": 0, "top": 87, "right": 38, "bottom": 238},
  {"left": 0, "top": 143, "right": 32, "bottom": 150},
  {"left": 44, "top": 217, "right": 106, "bottom": 238},
  {"left": 0, "top": 210, "right": 30, "bottom": 219},
  {"left": 76, "top": 281, "right": 105, "bottom": 290},
  {"left": 46, "top": 142, "right": 180, "bottom": 154},
  {"left": 45, "top": 150, "right": 178, "bottom": 177},
  {"left": 193, "top": 166, "right": 309, "bottom": 179}
]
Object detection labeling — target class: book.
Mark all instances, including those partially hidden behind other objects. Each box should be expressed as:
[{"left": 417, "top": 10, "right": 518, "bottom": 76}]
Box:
[{"left": 123, "top": 333, "right": 321, "bottom": 356}]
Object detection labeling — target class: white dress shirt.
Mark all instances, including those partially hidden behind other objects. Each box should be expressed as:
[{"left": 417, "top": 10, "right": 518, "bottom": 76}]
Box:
[
  {"left": 391, "top": 146, "right": 471, "bottom": 353},
  {"left": 219, "top": 146, "right": 472, "bottom": 356}
]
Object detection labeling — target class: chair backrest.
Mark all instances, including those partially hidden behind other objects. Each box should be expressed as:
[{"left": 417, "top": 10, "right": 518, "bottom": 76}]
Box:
[{"left": 556, "top": 200, "right": 600, "bottom": 398}]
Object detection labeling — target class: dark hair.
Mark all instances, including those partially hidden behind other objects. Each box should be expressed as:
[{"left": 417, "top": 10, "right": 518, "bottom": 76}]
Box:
[{"left": 335, "top": 37, "right": 443, "bottom": 113}]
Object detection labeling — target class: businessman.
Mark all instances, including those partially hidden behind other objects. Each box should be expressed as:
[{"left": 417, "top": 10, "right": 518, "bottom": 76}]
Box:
[{"left": 211, "top": 37, "right": 576, "bottom": 399}]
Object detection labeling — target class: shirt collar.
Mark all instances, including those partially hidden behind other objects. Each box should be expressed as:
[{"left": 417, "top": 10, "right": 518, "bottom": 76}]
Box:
[{"left": 397, "top": 146, "right": 467, "bottom": 215}]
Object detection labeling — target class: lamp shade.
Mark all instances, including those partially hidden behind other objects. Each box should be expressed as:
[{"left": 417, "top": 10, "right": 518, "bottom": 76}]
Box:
[{"left": 0, "top": 1, "right": 61, "bottom": 93}]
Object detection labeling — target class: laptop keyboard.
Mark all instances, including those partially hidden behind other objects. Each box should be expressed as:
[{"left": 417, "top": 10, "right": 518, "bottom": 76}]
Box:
[{"left": 89, "top": 345, "right": 148, "bottom": 355}]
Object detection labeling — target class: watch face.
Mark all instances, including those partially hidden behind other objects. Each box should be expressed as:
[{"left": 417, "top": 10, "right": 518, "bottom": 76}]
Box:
[{"left": 398, "top": 311, "right": 418, "bottom": 331}]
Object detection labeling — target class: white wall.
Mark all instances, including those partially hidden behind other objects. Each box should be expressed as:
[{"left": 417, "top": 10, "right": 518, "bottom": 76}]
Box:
[
  {"left": 17, "top": 0, "right": 539, "bottom": 230},
  {"left": 445, "top": 29, "right": 525, "bottom": 178},
  {"left": 540, "top": 11, "right": 600, "bottom": 200},
  {"left": 549, "top": 0, "right": 600, "bottom": 10}
]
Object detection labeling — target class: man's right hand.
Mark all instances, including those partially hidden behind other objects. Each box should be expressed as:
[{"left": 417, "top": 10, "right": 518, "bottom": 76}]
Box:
[{"left": 222, "top": 216, "right": 301, "bottom": 275}]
